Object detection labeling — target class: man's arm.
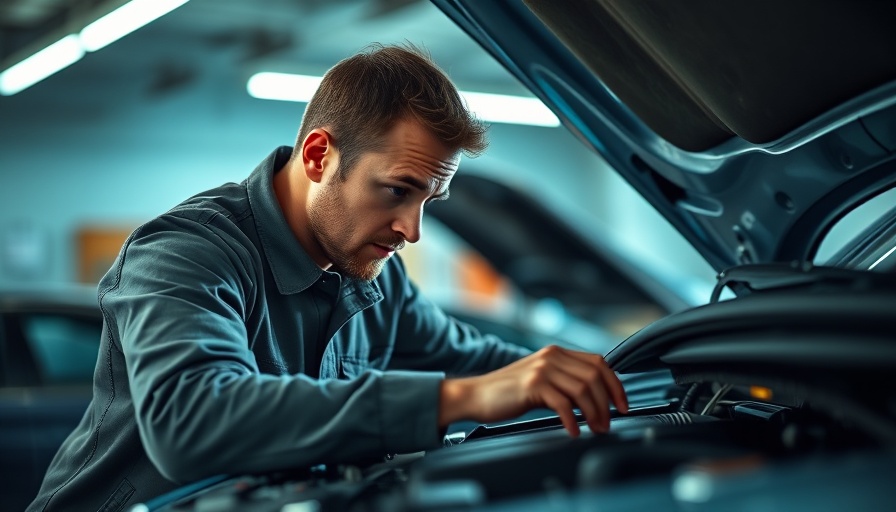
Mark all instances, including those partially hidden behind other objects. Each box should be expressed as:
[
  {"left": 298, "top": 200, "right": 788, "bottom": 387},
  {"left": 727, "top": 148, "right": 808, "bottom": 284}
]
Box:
[
  {"left": 106, "top": 216, "right": 447, "bottom": 483},
  {"left": 438, "top": 345, "right": 628, "bottom": 436},
  {"left": 384, "top": 256, "right": 628, "bottom": 435}
]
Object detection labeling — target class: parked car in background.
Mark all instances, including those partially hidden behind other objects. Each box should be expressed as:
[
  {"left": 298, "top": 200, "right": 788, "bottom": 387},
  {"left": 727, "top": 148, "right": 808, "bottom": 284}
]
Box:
[{"left": 0, "top": 284, "right": 102, "bottom": 511}]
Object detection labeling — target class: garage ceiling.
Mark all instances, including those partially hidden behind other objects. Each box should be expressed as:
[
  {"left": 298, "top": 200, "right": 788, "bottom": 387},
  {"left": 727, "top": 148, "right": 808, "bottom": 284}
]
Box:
[{"left": 0, "top": 0, "right": 528, "bottom": 111}]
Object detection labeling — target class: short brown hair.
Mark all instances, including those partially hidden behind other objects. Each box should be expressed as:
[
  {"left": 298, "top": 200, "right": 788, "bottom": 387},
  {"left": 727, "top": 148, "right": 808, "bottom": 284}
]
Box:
[{"left": 294, "top": 43, "right": 488, "bottom": 179}]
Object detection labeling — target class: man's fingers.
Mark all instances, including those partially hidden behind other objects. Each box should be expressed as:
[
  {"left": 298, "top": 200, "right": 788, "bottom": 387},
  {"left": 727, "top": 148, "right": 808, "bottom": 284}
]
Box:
[
  {"left": 547, "top": 367, "right": 609, "bottom": 433},
  {"left": 467, "top": 345, "right": 627, "bottom": 437},
  {"left": 550, "top": 347, "right": 629, "bottom": 416},
  {"left": 597, "top": 363, "right": 629, "bottom": 415},
  {"left": 541, "top": 387, "right": 580, "bottom": 438}
]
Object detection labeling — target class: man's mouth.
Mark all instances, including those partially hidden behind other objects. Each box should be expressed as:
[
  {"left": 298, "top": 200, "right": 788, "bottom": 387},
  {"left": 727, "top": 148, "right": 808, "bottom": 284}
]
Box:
[
  {"left": 372, "top": 243, "right": 397, "bottom": 258},
  {"left": 376, "top": 239, "right": 405, "bottom": 252}
]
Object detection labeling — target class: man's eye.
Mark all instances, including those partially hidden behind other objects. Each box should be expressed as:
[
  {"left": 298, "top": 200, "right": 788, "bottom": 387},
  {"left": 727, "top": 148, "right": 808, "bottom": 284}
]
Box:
[{"left": 387, "top": 186, "right": 407, "bottom": 198}]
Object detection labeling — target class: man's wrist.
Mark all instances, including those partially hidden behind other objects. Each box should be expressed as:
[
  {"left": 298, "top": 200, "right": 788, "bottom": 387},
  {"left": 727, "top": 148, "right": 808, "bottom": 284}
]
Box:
[{"left": 438, "top": 377, "right": 475, "bottom": 427}]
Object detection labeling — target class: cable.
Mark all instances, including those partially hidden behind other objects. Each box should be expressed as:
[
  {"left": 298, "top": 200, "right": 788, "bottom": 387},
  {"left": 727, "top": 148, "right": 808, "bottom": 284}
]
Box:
[
  {"left": 700, "top": 383, "right": 733, "bottom": 415},
  {"left": 679, "top": 382, "right": 704, "bottom": 413}
]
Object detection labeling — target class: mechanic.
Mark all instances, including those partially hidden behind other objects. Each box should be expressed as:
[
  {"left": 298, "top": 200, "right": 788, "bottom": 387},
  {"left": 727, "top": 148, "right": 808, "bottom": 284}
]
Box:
[{"left": 28, "top": 43, "right": 628, "bottom": 511}]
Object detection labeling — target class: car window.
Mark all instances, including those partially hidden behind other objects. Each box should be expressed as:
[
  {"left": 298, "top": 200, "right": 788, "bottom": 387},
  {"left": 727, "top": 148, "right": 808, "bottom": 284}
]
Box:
[
  {"left": 814, "top": 188, "right": 896, "bottom": 269},
  {"left": 22, "top": 314, "right": 101, "bottom": 385}
]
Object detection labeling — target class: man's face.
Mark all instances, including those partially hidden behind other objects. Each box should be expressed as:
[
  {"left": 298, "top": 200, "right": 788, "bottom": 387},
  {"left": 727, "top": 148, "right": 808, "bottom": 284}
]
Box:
[{"left": 308, "top": 118, "right": 459, "bottom": 281}]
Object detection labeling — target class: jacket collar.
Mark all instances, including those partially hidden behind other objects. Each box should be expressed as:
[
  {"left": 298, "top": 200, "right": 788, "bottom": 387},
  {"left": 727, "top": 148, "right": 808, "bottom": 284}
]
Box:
[{"left": 247, "top": 146, "right": 323, "bottom": 294}]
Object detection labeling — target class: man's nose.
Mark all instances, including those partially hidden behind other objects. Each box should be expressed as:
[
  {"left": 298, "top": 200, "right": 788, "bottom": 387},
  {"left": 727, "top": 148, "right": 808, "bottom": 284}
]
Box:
[{"left": 392, "top": 205, "right": 422, "bottom": 244}]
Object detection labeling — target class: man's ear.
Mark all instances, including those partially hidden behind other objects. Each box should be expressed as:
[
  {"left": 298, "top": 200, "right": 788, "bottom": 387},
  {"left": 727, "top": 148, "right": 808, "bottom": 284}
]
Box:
[{"left": 301, "top": 128, "right": 335, "bottom": 183}]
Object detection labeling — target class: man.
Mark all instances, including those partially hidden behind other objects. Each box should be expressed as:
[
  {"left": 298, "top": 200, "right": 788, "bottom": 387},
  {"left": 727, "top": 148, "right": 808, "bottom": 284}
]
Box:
[{"left": 29, "top": 43, "right": 627, "bottom": 511}]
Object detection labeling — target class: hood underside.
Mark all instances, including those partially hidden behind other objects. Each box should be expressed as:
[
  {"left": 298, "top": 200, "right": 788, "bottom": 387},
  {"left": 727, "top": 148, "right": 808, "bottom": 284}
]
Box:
[
  {"left": 432, "top": 0, "right": 896, "bottom": 271},
  {"left": 525, "top": 0, "right": 896, "bottom": 152}
]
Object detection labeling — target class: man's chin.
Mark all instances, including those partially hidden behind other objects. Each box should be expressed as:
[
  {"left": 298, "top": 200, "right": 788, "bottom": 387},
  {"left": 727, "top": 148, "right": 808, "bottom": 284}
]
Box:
[{"left": 336, "top": 259, "right": 387, "bottom": 282}]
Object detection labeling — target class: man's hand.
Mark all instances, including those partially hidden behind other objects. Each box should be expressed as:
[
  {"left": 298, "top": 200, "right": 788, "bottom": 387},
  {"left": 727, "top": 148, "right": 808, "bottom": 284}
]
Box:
[{"left": 439, "top": 345, "right": 628, "bottom": 437}]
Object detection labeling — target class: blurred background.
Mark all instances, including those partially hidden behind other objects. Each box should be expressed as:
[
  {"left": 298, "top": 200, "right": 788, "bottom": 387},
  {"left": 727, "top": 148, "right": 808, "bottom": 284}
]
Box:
[{"left": 0, "top": 0, "right": 718, "bottom": 356}]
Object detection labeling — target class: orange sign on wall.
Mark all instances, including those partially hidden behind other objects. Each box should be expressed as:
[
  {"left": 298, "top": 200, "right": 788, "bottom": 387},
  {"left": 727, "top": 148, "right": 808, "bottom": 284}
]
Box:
[{"left": 76, "top": 227, "right": 134, "bottom": 284}]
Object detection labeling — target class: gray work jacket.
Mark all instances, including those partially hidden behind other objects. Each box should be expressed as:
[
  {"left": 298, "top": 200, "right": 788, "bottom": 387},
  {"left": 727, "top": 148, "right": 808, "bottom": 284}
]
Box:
[{"left": 28, "top": 147, "right": 530, "bottom": 512}]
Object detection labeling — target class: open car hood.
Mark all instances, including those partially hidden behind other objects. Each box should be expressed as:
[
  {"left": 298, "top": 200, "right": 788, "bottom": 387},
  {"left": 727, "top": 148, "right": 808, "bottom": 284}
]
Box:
[{"left": 431, "top": 0, "right": 896, "bottom": 271}]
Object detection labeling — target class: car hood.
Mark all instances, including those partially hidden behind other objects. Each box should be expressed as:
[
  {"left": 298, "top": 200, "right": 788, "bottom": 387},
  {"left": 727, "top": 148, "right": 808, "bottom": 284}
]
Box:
[{"left": 431, "top": 0, "right": 896, "bottom": 271}]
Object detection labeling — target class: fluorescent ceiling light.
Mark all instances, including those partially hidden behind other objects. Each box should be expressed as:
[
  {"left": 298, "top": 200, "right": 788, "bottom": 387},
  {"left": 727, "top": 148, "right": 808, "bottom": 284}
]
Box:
[
  {"left": 80, "top": 0, "right": 190, "bottom": 52},
  {"left": 0, "top": 0, "right": 189, "bottom": 95},
  {"left": 246, "top": 72, "right": 561, "bottom": 128},
  {"left": 247, "top": 72, "right": 323, "bottom": 103},
  {"left": 0, "top": 34, "right": 84, "bottom": 96},
  {"left": 459, "top": 91, "right": 560, "bottom": 127}
]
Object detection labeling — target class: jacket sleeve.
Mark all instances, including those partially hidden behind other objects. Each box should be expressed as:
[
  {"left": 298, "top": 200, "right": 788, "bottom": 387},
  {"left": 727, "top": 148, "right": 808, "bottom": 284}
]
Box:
[
  {"left": 104, "top": 215, "right": 445, "bottom": 484},
  {"left": 386, "top": 256, "right": 533, "bottom": 376}
]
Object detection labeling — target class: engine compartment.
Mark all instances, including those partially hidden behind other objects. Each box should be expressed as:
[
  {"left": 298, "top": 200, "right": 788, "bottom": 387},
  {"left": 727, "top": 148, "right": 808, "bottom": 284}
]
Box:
[{"left": 149, "top": 381, "right": 895, "bottom": 511}]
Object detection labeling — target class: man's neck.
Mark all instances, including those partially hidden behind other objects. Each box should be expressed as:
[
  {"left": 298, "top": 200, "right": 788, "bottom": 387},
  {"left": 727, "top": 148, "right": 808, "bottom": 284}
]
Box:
[{"left": 272, "top": 159, "right": 331, "bottom": 270}]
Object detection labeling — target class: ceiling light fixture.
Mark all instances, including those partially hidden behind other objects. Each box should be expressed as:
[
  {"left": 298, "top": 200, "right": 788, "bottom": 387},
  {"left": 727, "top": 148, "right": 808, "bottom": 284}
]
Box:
[
  {"left": 247, "top": 72, "right": 322, "bottom": 103},
  {"left": 246, "top": 72, "right": 561, "bottom": 128},
  {"left": 0, "top": 0, "right": 191, "bottom": 96},
  {"left": 80, "top": 0, "right": 191, "bottom": 52},
  {"left": 459, "top": 91, "right": 561, "bottom": 127},
  {"left": 0, "top": 35, "right": 84, "bottom": 96}
]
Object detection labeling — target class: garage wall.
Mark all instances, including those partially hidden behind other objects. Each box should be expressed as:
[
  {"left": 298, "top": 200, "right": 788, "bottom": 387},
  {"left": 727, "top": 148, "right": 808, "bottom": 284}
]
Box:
[
  {"left": 0, "top": 101, "right": 714, "bottom": 300},
  {"left": 0, "top": 95, "right": 583, "bottom": 281}
]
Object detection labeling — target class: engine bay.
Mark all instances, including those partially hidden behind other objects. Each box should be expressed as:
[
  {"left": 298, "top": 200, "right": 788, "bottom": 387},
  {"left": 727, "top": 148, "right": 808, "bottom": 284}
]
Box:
[{"left": 147, "top": 378, "right": 895, "bottom": 511}]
